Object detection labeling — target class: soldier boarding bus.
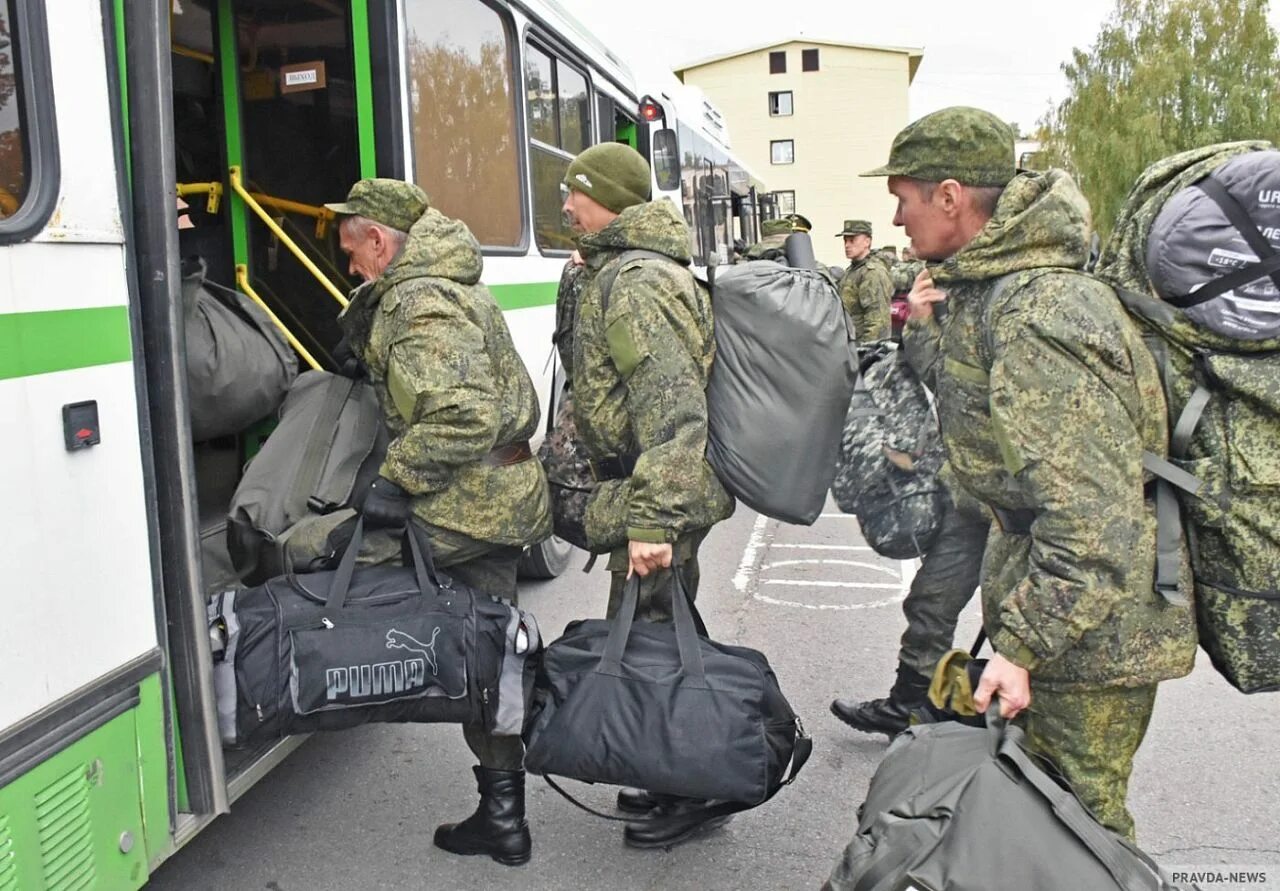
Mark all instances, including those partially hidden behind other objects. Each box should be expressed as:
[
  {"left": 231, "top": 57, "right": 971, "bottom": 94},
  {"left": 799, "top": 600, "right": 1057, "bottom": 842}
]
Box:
[{"left": 0, "top": 0, "right": 765, "bottom": 886}]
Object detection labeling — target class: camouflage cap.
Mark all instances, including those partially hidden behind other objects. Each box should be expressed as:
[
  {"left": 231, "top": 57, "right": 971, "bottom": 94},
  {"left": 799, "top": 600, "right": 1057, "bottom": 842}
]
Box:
[
  {"left": 760, "top": 218, "right": 792, "bottom": 236},
  {"left": 836, "top": 219, "right": 873, "bottom": 237},
  {"left": 325, "top": 178, "right": 429, "bottom": 233},
  {"left": 860, "top": 106, "right": 1016, "bottom": 187}
]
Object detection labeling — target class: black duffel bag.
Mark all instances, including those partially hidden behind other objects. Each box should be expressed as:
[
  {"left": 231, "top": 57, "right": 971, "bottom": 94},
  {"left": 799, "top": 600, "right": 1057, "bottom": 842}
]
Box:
[
  {"left": 522, "top": 574, "right": 810, "bottom": 810},
  {"left": 208, "top": 519, "right": 541, "bottom": 747}
]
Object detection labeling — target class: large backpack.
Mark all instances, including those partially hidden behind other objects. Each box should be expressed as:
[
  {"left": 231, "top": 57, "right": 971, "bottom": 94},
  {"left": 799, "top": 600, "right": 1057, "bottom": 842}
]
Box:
[
  {"left": 830, "top": 341, "right": 946, "bottom": 558},
  {"left": 1097, "top": 142, "right": 1280, "bottom": 694},
  {"left": 227, "top": 370, "right": 388, "bottom": 585},
  {"left": 599, "top": 251, "right": 858, "bottom": 526}
]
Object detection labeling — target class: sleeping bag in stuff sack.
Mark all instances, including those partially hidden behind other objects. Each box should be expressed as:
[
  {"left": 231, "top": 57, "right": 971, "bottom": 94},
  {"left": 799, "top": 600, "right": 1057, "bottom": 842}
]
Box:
[
  {"left": 703, "top": 261, "right": 859, "bottom": 525},
  {"left": 208, "top": 520, "right": 541, "bottom": 747},
  {"left": 1097, "top": 140, "right": 1280, "bottom": 694},
  {"left": 182, "top": 257, "right": 297, "bottom": 441},
  {"left": 227, "top": 370, "right": 388, "bottom": 585}
]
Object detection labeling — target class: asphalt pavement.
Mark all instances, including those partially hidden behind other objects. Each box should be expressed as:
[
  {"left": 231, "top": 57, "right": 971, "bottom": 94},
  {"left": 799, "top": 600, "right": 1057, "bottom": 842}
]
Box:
[{"left": 151, "top": 502, "right": 1280, "bottom": 891}]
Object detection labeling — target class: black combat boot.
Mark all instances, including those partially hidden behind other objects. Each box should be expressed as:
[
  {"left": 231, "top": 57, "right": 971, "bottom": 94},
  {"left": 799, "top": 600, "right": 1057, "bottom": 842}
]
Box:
[
  {"left": 616, "top": 787, "right": 659, "bottom": 814},
  {"left": 622, "top": 795, "right": 733, "bottom": 849},
  {"left": 830, "top": 665, "right": 931, "bottom": 738},
  {"left": 433, "top": 767, "right": 531, "bottom": 866}
]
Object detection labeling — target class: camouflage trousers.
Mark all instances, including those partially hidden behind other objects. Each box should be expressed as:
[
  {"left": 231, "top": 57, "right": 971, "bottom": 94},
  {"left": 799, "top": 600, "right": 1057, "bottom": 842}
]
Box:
[
  {"left": 362, "top": 522, "right": 525, "bottom": 772},
  {"left": 898, "top": 496, "right": 989, "bottom": 677},
  {"left": 604, "top": 529, "right": 708, "bottom": 622},
  {"left": 1019, "top": 683, "right": 1158, "bottom": 841}
]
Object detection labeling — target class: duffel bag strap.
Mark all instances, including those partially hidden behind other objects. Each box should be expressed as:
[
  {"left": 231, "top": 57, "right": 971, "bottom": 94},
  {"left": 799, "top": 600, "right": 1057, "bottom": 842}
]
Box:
[
  {"left": 599, "top": 573, "right": 708, "bottom": 678},
  {"left": 321, "top": 519, "right": 440, "bottom": 611},
  {"left": 291, "top": 375, "right": 357, "bottom": 519},
  {"left": 540, "top": 730, "right": 814, "bottom": 824},
  {"left": 997, "top": 737, "right": 1160, "bottom": 891}
]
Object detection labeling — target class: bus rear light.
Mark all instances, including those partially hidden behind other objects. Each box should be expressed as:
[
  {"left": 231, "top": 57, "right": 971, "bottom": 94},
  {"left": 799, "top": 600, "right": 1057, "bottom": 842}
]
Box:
[{"left": 639, "top": 95, "right": 665, "bottom": 122}]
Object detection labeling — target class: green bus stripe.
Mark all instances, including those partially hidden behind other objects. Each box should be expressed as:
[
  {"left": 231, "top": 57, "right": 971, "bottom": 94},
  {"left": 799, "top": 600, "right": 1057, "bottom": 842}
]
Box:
[
  {"left": 351, "top": 0, "right": 377, "bottom": 178},
  {"left": 0, "top": 307, "right": 133, "bottom": 380},
  {"left": 490, "top": 281, "right": 558, "bottom": 311}
]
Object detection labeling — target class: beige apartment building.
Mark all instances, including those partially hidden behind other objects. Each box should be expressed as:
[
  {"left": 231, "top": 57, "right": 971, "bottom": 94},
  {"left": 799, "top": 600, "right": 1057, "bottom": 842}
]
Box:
[{"left": 676, "top": 38, "right": 922, "bottom": 266}]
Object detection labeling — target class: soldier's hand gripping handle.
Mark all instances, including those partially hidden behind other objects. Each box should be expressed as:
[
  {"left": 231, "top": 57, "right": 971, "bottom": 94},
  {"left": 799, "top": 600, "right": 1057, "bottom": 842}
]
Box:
[{"left": 972, "top": 652, "right": 1032, "bottom": 720}]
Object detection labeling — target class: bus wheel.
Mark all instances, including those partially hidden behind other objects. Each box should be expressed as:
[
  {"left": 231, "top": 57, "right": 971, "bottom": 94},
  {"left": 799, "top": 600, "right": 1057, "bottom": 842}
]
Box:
[{"left": 518, "top": 536, "right": 574, "bottom": 579}]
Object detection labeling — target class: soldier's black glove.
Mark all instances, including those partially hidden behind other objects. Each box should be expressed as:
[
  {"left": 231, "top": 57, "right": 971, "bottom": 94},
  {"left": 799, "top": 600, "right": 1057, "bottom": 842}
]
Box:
[
  {"left": 361, "top": 475, "right": 412, "bottom": 529},
  {"left": 332, "top": 337, "right": 365, "bottom": 379}
]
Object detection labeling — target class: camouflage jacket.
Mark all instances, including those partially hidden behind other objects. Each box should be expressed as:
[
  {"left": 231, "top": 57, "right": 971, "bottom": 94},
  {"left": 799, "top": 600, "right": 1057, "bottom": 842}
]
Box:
[
  {"left": 339, "top": 208, "right": 551, "bottom": 547},
  {"left": 840, "top": 254, "right": 893, "bottom": 342},
  {"left": 892, "top": 258, "right": 925, "bottom": 296},
  {"left": 918, "top": 169, "right": 1196, "bottom": 690},
  {"left": 570, "top": 199, "right": 734, "bottom": 549}
]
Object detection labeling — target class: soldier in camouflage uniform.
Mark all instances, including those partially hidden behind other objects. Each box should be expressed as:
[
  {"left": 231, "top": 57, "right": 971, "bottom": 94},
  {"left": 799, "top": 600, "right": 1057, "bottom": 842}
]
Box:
[
  {"left": 742, "top": 216, "right": 793, "bottom": 260},
  {"left": 326, "top": 179, "right": 551, "bottom": 866},
  {"left": 837, "top": 219, "right": 893, "bottom": 341},
  {"left": 859, "top": 107, "right": 1196, "bottom": 840},
  {"left": 559, "top": 142, "right": 735, "bottom": 849},
  {"left": 892, "top": 245, "right": 925, "bottom": 296}
]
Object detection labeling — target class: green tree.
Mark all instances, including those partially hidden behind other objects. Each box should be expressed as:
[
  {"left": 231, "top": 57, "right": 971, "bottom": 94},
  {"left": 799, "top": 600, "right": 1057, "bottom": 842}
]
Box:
[{"left": 1038, "top": 0, "right": 1280, "bottom": 239}]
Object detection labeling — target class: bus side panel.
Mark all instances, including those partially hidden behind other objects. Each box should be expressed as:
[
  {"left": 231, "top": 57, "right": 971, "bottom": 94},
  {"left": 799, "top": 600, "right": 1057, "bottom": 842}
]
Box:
[
  {"left": 0, "top": 325, "right": 157, "bottom": 732},
  {"left": 0, "top": 674, "right": 164, "bottom": 891}
]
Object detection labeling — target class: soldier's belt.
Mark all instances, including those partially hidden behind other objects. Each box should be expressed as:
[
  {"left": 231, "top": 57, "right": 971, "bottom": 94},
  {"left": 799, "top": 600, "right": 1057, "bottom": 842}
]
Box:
[
  {"left": 991, "top": 506, "right": 1036, "bottom": 536},
  {"left": 483, "top": 440, "right": 533, "bottom": 468},
  {"left": 588, "top": 454, "right": 638, "bottom": 482}
]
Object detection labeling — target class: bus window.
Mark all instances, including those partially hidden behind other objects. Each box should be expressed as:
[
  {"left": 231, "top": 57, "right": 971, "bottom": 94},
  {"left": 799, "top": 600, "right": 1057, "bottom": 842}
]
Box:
[
  {"left": 0, "top": 1, "right": 26, "bottom": 219},
  {"left": 526, "top": 42, "right": 594, "bottom": 252},
  {"left": 405, "top": 0, "right": 523, "bottom": 248},
  {"left": 0, "top": 0, "right": 57, "bottom": 242}
]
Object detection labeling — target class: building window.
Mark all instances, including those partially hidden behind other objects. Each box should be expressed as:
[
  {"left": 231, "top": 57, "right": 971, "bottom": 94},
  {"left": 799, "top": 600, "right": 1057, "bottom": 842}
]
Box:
[
  {"left": 524, "top": 41, "right": 594, "bottom": 252},
  {"left": 769, "top": 51, "right": 786, "bottom": 74},
  {"left": 768, "top": 91, "right": 793, "bottom": 117},
  {"left": 770, "top": 139, "right": 794, "bottom": 165},
  {"left": 802, "top": 48, "right": 819, "bottom": 71},
  {"left": 773, "top": 190, "right": 796, "bottom": 215},
  {"left": 405, "top": 0, "right": 523, "bottom": 247}
]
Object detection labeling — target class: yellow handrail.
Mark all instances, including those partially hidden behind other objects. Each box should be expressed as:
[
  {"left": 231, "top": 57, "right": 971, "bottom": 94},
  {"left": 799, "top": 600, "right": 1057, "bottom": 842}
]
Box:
[
  {"left": 235, "top": 265, "right": 322, "bottom": 371},
  {"left": 177, "top": 181, "right": 223, "bottom": 214},
  {"left": 247, "top": 193, "right": 338, "bottom": 239},
  {"left": 228, "top": 166, "right": 348, "bottom": 308}
]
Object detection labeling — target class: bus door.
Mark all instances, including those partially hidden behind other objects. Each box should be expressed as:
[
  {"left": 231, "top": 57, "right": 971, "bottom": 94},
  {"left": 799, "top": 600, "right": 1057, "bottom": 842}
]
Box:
[{"left": 154, "top": 0, "right": 383, "bottom": 823}]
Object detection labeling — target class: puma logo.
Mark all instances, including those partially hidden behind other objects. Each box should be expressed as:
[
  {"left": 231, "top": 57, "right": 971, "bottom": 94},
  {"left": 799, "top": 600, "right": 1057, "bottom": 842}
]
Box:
[
  {"left": 322, "top": 627, "right": 442, "bottom": 702},
  {"left": 386, "top": 627, "right": 441, "bottom": 677}
]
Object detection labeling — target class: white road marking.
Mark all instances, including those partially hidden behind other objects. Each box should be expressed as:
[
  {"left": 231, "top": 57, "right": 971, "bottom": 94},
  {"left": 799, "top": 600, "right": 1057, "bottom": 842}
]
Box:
[
  {"left": 770, "top": 543, "right": 874, "bottom": 552},
  {"left": 732, "top": 513, "right": 773, "bottom": 593},
  {"left": 761, "top": 558, "right": 899, "bottom": 577},
  {"left": 763, "top": 580, "right": 901, "bottom": 589},
  {"left": 753, "top": 592, "right": 908, "bottom": 610},
  {"left": 817, "top": 513, "right": 860, "bottom": 519}
]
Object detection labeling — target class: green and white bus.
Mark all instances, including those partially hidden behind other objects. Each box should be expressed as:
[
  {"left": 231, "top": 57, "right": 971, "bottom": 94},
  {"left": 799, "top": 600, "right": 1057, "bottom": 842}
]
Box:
[{"left": 0, "top": 0, "right": 766, "bottom": 887}]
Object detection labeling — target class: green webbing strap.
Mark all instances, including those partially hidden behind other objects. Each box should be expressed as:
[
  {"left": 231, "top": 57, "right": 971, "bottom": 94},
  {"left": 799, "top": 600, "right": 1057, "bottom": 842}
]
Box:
[
  {"left": 598, "top": 249, "right": 671, "bottom": 315},
  {"left": 1170, "top": 385, "right": 1212, "bottom": 457}
]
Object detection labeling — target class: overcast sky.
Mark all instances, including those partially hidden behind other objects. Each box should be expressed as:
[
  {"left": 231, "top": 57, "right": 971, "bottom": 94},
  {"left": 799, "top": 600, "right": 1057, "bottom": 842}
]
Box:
[{"left": 558, "top": 0, "right": 1280, "bottom": 137}]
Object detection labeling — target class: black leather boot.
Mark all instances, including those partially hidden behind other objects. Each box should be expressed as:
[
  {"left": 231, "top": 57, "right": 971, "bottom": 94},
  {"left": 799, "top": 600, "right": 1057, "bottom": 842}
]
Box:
[
  {"left": 830, "top": 664, "right": 931, "bottom": 738},
  {"left": 616, "top": 787, "right": 659, "bottom": 814},
  {"left": 622, "top": 796, "right": 733, "bottom": 849},
  {"left": 433, "top": 767, "right": 531, "bottom": 866}
]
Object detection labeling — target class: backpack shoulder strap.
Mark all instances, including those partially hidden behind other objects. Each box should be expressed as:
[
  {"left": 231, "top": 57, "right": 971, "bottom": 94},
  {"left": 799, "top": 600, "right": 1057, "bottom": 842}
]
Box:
[
  {"left": 979, "top": 268, "right": 1081, "bottom": 363},
  {"left": 598, "top": 249, "right": 673, "bottom": 315}
]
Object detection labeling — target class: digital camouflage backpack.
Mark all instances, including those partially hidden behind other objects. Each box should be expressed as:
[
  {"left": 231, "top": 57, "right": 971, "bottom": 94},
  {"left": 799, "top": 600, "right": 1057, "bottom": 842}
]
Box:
[
  {"left": 831, "top": 341, "right": 946, "bottom": 559},
  {"left": 1096, "top": 141, "right": 1280, "bottom": 694}
]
